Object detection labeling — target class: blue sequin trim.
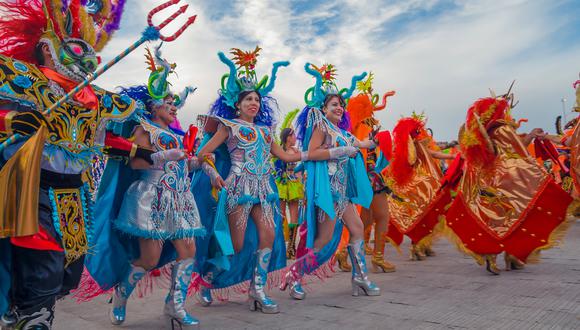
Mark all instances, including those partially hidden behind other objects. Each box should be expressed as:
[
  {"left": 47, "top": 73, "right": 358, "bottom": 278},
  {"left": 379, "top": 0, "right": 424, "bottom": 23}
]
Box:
[{"left": 48, "top": 187, "right": 62, "bottom": 238}]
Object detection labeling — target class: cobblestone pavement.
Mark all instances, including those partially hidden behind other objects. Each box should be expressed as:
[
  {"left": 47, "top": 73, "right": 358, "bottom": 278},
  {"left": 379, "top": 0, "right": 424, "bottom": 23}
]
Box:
[{"left": 55, "top": 221, "right": 580, "bottom": 329}]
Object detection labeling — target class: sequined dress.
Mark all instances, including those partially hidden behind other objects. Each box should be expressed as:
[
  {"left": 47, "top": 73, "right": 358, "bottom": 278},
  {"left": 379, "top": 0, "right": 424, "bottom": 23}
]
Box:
[{"left": 114, "top": 120, "right": 204, "bottom": 240}]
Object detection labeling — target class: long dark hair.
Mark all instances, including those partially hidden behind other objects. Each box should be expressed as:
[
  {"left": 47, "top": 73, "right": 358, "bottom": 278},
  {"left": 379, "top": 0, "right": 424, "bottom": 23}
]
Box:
[
  {"left": 279, "top": 127, "right": 294, "bottom": 150},
  {"left": 209, "top": 90, "right": 278, "bottom": 126}
]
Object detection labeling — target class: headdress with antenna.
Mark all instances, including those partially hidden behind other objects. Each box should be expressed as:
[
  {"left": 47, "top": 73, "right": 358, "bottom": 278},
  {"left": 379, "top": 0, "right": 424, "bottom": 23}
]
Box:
[
  {"left": 217, "top": 46, "right": 290, "bottom": 108},
  {"left": 208, "top": 46, "right": 289, "bottom": 126},
  {"left": 303, "top": 62, "right": 367, "bottom": 109},
  {"left": 118, "top": 43, "right": 194, "bottom": 132},
  {"left": 143, "top": 42, "right": 195, "bottom": 109},
  {"left": 347, "top": 72, "right": 395, "bottom": 132}
]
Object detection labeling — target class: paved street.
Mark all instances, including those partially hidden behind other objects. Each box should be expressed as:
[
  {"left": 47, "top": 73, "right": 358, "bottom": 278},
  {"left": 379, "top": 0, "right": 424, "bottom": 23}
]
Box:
[{"left": 56, "top": 222, "right": 580, "bottom": 329}]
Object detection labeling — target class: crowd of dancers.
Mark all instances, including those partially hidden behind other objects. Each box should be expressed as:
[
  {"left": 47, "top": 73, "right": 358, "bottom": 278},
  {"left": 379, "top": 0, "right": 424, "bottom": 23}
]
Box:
[{"left": 0, "top": 1, "right": 578, "bottom": 329}]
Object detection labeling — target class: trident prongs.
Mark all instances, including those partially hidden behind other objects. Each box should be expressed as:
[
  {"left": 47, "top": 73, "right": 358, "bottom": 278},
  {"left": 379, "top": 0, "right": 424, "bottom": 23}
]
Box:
[{"left": 147, "top": 0, "right": 197, "bottom": 42}]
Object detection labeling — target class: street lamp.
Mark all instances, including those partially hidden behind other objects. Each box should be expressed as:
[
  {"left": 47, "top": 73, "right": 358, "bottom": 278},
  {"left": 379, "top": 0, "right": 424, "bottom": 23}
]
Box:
[{"left": 561, "top": 97, "right": 567, "bottom": 123}]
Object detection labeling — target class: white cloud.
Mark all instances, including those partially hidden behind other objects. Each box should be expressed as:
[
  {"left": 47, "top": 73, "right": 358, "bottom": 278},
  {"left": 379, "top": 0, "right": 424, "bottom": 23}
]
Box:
[{"left": 94, "top": 0, "right": 580, "bottom": 141}]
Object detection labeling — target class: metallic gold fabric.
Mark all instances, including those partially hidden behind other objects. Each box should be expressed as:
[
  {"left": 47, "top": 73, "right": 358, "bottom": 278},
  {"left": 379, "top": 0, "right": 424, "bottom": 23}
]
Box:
[
  {"left": 0, "top": 126, "right": 47, "bottom": 237},
  {"left": 387, "top": 139, "right": 443, "bottom": 232},
  {"left": 458, "top": 123, "right": 549, "bottom": 239}
]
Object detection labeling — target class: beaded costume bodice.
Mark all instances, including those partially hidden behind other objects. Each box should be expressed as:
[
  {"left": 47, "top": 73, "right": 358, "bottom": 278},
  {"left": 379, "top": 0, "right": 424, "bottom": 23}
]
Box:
[
  {"left": 220, "top": 118, "right": 273, "bottom": 177},
  {"left": 140, "top": 120, "right": 190, "bottom": 194}
]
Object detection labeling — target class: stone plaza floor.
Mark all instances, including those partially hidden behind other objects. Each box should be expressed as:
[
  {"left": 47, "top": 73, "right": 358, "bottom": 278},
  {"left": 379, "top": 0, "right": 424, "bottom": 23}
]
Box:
[{"left": 55, "top": 221, "right": 580, "bottom": 329}]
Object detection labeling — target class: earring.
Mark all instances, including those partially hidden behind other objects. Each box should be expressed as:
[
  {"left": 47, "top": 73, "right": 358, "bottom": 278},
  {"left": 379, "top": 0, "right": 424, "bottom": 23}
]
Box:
[{"left": 235, "top": 108, "right": 240, "bottom": 116}]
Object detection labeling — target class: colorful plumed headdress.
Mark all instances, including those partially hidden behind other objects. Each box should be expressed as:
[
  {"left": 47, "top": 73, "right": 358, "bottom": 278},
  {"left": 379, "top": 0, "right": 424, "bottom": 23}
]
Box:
[
  {"left": 303, "top": 62, "right": 367, "bottom": 109},
  {"left": 347, "top": 72, "right": 395, "bottom": 131},
  {"left": 390, "top": 115, "right": 427, "bottom": 186},
  {"left": 144, "top": 42, "right": 195, "bottom": 109},
  {"left": 118, "top": 43, "right": 194, "bottom": 133},
  {"left": 208, "top": 46, "right": 288, "bottom": 127},
  {"left": 0, "top": 0, "right": 126, "bottom": 63},
  {"left": 218, "top": 46, "right": 290, "bottom": 108}
]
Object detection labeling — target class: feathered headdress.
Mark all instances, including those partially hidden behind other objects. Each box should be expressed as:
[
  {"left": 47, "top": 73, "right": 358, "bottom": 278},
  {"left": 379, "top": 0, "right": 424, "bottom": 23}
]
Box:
[
  {"left": 0, "top": 0, "right": 126, "bottom": 63},
  {"left": 218, "top": 46, "right": 289, "bottom": 108},
  {"left": 303, "top": 62, "right": 366, "bottom": 109},
  {"left": 347, "top": 72, "right": 395, "bottom": 136},
  {"left": 460, "top": 97, "right": 510, "bottom": 167},
  {"left": 390, "top": 116, "right": 426, "bottom": 186}
]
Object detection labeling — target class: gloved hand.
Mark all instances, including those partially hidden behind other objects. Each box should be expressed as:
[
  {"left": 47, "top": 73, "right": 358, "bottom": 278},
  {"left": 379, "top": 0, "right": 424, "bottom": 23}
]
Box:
[
  {"left": 328, "top": 146, "right": 358, "bottom": 159},
  {"left": 151, "top": 149, "right": 186, "bottom": 169}
]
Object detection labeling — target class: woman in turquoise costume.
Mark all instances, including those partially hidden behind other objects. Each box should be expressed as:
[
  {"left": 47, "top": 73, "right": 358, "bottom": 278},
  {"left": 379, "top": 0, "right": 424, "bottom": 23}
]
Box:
[
  {"left": 192, "top": 47, "right": 300, "bottom": 314},
  {"left": 279, "top": 63, "right": 379, "bottom": 300},
  {"left": 78, "top": 44, "right": 204, "bottom": 329}
]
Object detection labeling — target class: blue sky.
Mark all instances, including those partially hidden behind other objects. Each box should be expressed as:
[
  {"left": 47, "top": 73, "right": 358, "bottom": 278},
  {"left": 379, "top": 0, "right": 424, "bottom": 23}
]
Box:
[{"left": 96, "top": 0, "right": 580, "bottom": 141}]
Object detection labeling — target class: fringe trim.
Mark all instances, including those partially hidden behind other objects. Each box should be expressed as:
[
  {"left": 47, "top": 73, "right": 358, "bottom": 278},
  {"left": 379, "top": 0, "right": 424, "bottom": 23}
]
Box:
[
  {"left": 414, "top": 218, "right": 444, "bottom": 251},
  {"left": 385, "top": 235, "right": 403, "bottom": 255},
  {"left": 438, "top": 215, "right": 485, "bottom": 266},
  {"left": 73, "top": 264, "right": 174, "bottom": 302},
  {"left": 190, "top": 268, "right": 286, "bottom": 302},
  {"left": 526, "top": 205, "right": 576, "bottom": 264}
]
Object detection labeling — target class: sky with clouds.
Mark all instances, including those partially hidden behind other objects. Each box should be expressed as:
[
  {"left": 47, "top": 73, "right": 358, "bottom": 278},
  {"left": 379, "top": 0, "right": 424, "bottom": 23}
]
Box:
[{"left": 95, "top": 0, "right": 580, "bottom": 141}]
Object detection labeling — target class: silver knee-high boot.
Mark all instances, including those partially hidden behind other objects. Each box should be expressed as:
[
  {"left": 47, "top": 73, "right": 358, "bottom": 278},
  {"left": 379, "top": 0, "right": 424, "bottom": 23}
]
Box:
[
  {"left": 248, "top": 248, "right": 279, "bottom": 314},
  {"left": 110, "top": 264, "right": 146, "bottom": 325},
  {"left": 347, "top": 240, "right": 381, "bottom": 296},
  {"left": 164, "top": 258, "right": 200, "bottom": 329}
]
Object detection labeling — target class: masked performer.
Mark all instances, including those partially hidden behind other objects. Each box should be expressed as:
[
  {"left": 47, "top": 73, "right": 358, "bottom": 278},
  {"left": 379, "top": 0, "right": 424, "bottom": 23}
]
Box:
[
  {"left": 0, "top": 1, "right": 144, "bottom": 328},
  {"left": 76, "top": 44, "right": 204, "bottom": 329},
  {"left": 382, "top": 113, "right": 455, "bottom": 261},
  {"left": 344, "top": 72, "right": 396, "bottom": 272},
  {"left": 274, "top": 109, "right": 304, "bottom": 259},
  {"left": 279, "top": 63, "right": 378, "bottom": 301},
  {"left": 193, "top": 47, "right": 297, "bottom": 314},
  {"left": 444, "top": 95, "right": 573, "bottom": 274}
]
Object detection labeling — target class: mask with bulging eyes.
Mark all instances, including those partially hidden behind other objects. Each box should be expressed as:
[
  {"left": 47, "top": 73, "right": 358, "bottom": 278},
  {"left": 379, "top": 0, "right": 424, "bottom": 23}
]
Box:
[
  {"left": 42, "top": 35, "right": 99, "bottom": 83},
  {"left": 59, "top": 38, "right": 98, "bottom": 75}
]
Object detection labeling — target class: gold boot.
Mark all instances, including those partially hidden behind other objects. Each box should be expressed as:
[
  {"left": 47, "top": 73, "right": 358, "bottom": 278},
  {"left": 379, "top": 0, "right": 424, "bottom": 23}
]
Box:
[
  {"left": 485, "top": 254, "right": 500, "bottom": 275},
  {"left": 371, "top": 252, "right": 396, "bottom": 273},
  {"left": 371, "top": 231, "right": 396, "bottom": 273},
  {"left": 335, "top": 247, "right": 352, "bottom": 272},
  {"left": 409, "top": 244, "right": 426, "bottom": 261},
  {"left": 504, "top": 253, "right": 525, "bottom": 271}
]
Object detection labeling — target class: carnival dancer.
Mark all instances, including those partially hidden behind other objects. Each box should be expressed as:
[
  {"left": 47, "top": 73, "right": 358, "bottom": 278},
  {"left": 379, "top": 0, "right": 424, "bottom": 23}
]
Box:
[
  {"left": 75, "top": 44, "right": 205, "bottom": 329},
  {"left": 193, "top": 47, "right": 297, "bottom": 314},
  {"left": 444, "top": 94, "right": 574, "bottom": 275},
  {"left": 274, "top": 109, "right": 304, "bottom": 259},
  {"left": 383, "top": 113, "right": 456, "bottom": 261},
  {"left": 345, "top": 72, "right": 396, "bottom": 273},
  {"left": 279, "top": 63, "right": 379, "bottom": 300},
  {"left": 542, "top": 78, "right": 580, "bottom": 214},
  {"left": 0, "top": 1, "right": 142, "bottom": 328}
]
